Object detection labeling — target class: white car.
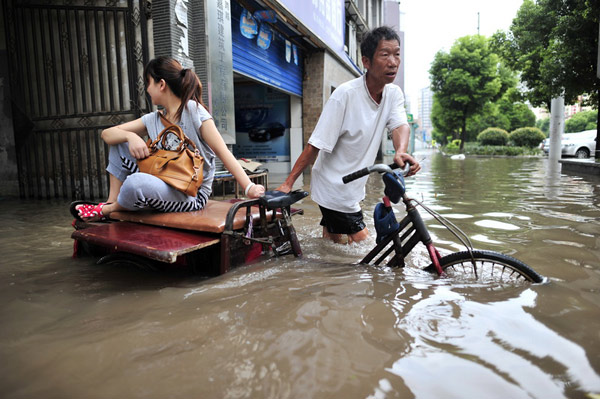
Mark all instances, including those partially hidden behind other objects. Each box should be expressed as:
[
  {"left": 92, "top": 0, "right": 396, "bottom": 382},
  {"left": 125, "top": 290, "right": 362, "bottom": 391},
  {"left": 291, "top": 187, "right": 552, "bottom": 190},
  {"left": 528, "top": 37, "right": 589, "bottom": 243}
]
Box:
[{"left": 540, "top": 129, "right": 597, "bottom": 158}]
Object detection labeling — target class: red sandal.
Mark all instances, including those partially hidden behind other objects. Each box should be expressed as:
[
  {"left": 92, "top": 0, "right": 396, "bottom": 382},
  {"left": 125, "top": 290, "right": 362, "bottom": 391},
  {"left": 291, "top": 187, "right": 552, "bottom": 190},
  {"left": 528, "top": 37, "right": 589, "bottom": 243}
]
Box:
[{"left": 69, "top": 201, "right": 111, "bottom": 222}]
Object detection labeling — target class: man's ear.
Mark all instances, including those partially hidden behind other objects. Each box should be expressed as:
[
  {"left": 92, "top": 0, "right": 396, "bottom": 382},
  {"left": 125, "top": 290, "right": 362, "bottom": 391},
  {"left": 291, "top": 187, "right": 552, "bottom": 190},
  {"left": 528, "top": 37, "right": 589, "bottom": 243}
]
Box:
[{"left": 362, "top": 56, "right": 370, "bottom": 71}]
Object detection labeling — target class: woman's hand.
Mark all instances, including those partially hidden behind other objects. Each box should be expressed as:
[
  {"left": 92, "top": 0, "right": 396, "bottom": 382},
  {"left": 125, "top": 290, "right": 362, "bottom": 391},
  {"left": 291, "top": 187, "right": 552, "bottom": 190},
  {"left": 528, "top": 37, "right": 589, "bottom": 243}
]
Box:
[
  {"left": 127, "top": 133, "right": 150, "bottom": 159},
  {"left": 247, "top": 183, "right": 265, "bottom": 199}
]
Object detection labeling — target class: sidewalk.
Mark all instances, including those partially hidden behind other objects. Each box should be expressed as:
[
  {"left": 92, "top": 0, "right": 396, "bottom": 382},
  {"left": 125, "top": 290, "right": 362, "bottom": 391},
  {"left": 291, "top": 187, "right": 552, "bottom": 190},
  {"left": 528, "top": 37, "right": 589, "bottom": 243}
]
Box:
[{"left": 559, "top": 158, "right": 600, "bottom": 176}]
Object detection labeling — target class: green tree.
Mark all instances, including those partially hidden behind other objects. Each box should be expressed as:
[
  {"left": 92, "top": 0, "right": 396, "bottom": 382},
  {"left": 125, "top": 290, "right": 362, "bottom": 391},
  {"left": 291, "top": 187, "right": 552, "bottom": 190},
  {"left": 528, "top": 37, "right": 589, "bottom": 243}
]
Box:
[
  {"left": 491, "top": 0, "right": 599, "bottom": 110},
  {"left": 430, "top": 99, "right": 462, "bottom": 144},
  {"left": 565, "top": 110, "right": 598, "bottom": 132},
  {"left": 453, "top": 72, "right": 535, "bottom": 141},
  {"left": 536, "top": 117, "right": 550, "bottom": 136},
  {"left": 466, "top": 102, "right": 510, "bottom": 139},
  {"left": 429, "top": 35, "right": 503, "bottom": 151},
  {"left": 507, "top": 103, "right": 536, "bottom": 130}
]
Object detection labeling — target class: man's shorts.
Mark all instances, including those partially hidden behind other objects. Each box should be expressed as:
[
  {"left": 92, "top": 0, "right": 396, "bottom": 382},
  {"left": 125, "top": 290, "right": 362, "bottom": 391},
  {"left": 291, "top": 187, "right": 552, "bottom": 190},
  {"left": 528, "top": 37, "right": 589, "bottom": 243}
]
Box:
[{"left": 319, "top": 205, "right": 366, "bottom": 235}]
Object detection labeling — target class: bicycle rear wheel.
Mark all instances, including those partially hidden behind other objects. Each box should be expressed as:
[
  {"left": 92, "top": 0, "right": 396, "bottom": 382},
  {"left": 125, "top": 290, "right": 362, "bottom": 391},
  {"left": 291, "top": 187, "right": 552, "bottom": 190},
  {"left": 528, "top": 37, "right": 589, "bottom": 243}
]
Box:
[{"left": 427, "top": 250, "right": 545, "bottom": 284}]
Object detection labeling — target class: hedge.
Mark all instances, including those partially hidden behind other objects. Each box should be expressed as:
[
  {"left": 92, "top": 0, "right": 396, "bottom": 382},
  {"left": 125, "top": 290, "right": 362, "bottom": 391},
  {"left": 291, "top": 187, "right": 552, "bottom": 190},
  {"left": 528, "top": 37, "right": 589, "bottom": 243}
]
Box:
[
  {"left": 477, "top": 128, "right": 510, "bottom": 146},
  {"left": 509, "top": 127, "right": 546, "bottom": 148}
]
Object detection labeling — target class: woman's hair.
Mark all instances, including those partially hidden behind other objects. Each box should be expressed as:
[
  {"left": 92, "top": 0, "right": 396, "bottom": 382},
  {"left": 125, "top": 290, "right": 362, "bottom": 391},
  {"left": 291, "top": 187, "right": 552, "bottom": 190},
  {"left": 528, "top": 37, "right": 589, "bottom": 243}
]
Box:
[
  {"left": 144, "top": 56, "right": 207, "bottom": 121},
  {"left": 360, "top": 26, "right": 401, "bottom": 62}
]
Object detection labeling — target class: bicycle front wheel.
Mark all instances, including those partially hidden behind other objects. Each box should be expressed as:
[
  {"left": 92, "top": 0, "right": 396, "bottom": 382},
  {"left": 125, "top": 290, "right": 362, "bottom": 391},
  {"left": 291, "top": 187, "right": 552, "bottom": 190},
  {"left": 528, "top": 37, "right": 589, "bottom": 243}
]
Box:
[{"left": 427, "top": 250, "right": 545, "bottom": 284}]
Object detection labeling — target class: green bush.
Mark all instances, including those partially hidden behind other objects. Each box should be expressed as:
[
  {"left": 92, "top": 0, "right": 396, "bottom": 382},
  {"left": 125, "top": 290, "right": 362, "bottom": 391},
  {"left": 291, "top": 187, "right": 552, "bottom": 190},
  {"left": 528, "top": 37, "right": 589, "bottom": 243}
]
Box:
[
  {"left": 446, "top": 139, "right": 461, "bottom": 150},
  {"left": 509, "top": 127, "right": 546, "bottom": 148},
  {"left": 477, "top": 128, "right": 510, "bottom": 145},
  {"left": 447, "top": 142, "right": 542, "bottom": 156}
]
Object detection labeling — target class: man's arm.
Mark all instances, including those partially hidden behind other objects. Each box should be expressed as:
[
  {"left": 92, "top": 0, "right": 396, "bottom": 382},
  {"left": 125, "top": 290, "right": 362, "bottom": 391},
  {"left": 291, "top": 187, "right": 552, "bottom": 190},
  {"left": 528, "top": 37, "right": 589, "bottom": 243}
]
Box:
[
  {"left": 276, "top": 144, "right": 320, "bottom": 193},
  {"left": 391, "top": 124, "right": 421, "bottom": 176}
]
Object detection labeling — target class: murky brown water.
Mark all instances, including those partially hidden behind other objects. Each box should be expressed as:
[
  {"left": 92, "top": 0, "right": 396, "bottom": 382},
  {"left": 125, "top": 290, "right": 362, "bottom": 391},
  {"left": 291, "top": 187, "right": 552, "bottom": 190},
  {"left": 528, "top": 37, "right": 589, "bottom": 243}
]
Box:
[{"left": 1, "top": 152, "right": 599, "bottom": 398}]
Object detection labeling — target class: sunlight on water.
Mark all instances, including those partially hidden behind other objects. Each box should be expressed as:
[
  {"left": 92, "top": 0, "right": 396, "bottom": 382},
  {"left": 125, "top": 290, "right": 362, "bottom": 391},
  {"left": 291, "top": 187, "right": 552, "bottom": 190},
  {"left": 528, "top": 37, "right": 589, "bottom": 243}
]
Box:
[
  {"left": 388, "top": 288, "right": 600, "bottom": 398},
  {"left": 474, "top": 219, "right": 520, "bottom": 230},
  {"left": 471, "top": 234, "right": 503, "bottom": 244}
]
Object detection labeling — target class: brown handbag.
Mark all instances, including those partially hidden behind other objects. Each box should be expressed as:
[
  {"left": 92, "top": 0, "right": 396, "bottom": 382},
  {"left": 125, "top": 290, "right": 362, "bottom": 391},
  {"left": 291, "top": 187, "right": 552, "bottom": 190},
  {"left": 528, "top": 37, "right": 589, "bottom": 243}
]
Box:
[{"left": 137, "top": 114, "right": 204, "bottom": 197}]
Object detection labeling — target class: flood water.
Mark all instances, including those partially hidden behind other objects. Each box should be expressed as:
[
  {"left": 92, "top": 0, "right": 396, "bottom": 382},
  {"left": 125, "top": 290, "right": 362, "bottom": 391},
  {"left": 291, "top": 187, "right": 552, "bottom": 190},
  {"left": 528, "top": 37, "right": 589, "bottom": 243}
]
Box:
[{"left": 1, "top": 151, "right": 599, "bottom": 398}]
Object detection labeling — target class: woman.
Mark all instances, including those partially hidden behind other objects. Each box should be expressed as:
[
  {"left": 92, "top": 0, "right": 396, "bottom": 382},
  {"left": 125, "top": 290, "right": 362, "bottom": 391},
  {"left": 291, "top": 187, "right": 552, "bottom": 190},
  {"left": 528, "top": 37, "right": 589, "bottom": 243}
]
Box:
[{"left": 75, "top": 57, "right": 265, "bottom": 221}]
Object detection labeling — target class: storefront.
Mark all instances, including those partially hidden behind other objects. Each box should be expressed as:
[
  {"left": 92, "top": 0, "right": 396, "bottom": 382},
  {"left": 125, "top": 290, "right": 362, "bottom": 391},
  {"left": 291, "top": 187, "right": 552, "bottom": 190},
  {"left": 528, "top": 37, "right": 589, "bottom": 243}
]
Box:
[{"left": 230, "top": 1, "right": 304, "bottom": 174}]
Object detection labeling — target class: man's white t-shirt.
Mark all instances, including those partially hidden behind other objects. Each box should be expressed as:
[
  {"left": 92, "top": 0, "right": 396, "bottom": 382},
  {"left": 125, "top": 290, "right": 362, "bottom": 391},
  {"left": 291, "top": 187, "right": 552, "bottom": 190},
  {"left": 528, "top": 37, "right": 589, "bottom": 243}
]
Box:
[{"left": 308, "top": 75, "right": 408, "bottom": 213}]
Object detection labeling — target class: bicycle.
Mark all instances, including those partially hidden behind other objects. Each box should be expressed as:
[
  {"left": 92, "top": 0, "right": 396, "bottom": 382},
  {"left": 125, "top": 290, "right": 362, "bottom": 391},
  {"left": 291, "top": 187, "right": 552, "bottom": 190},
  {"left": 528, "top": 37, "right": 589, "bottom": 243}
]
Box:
[{"left": 342, "top": 163, "right": 545, "bottom": 284}]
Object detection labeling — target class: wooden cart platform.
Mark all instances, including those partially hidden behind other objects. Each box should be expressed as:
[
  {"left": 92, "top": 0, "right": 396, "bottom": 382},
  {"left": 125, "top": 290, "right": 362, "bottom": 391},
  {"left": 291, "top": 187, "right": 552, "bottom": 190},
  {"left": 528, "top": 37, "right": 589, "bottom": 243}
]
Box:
[{"left": 71, "top": 192, "right": 307, "bottom": 275}]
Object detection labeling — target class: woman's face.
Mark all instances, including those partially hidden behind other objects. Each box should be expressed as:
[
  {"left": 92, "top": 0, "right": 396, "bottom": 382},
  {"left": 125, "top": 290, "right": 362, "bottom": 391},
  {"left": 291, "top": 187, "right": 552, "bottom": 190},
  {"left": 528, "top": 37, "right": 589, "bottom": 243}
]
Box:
[{"left": 146, "top": 76, "right": 164, "bottom": 105}]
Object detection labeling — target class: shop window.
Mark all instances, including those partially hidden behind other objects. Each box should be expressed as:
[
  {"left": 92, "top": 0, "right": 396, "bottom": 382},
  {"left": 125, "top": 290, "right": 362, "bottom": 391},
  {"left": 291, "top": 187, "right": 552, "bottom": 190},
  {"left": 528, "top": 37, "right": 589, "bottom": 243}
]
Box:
[{"left": 345, "top": 19, "right": 357, "bottom": 63}]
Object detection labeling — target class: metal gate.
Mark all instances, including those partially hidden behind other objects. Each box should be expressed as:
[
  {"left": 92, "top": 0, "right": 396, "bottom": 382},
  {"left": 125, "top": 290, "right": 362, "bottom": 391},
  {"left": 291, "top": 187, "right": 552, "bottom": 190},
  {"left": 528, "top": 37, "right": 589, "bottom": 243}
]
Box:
[{"left": 4, "top": 0, "right": 150, "bottom": 200}]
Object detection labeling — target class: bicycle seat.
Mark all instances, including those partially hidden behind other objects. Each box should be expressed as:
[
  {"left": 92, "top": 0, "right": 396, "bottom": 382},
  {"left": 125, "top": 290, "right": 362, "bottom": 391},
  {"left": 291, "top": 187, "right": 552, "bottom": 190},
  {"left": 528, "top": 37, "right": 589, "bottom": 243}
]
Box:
[
  {"left": 259, "top": 190, "right": 308, "bottom": 210},
  {"left": 383, "top": 171, "right": 405, "bottom": 203}
]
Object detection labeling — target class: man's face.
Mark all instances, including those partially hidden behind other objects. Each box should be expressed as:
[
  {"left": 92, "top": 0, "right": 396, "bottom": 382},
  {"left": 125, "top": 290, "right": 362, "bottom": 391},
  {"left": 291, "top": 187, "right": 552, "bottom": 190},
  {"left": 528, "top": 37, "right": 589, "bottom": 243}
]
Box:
[{"left": 363, "top": 39, "right": 401, "bottom": 84}]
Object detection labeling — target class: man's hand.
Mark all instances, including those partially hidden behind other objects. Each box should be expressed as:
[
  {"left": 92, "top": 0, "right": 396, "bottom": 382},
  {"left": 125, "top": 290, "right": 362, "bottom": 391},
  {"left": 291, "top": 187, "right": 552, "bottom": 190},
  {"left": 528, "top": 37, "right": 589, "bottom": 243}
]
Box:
[
  {"left": 275, "top": 144, "right": 320, "bottom": 193},
  {"left": 394, "top": 152, "right": 421, "bottom": 176},
  {"left": 128, "top": 134, "right": 150, "bottom": 159},
  {"left": 275, "top": 182, "right": 292, "bottom": 193}
]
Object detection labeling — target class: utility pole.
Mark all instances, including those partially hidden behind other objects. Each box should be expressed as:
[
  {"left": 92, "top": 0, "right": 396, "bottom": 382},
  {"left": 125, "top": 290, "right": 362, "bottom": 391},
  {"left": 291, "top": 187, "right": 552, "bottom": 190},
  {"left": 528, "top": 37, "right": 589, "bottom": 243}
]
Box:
[
  {"left": 548, "top": 96, "right": 565, "bottom": 164},
  {"left": 596, "top": 18, "right": 600, "bottom": 159},
  {"left": 477, "top": 12, "right": 480, "bottom": 35}
]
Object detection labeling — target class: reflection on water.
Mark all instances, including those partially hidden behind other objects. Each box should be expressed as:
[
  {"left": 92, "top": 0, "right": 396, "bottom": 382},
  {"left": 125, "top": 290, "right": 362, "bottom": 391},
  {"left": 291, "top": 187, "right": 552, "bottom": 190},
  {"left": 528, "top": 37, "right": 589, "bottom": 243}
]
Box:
[{"left": 0, "top": 152, "right": 599, "bottom": 398}]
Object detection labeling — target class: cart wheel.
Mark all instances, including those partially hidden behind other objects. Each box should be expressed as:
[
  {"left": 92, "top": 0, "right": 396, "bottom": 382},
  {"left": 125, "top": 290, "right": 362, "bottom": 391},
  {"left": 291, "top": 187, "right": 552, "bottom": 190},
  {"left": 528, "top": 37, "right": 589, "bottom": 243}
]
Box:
[
  {"left": 287, "top": 224, "right": 302, "bottom": 257},
  {"left": 97, "top": 253, "right": 161, "bottom": 271}
]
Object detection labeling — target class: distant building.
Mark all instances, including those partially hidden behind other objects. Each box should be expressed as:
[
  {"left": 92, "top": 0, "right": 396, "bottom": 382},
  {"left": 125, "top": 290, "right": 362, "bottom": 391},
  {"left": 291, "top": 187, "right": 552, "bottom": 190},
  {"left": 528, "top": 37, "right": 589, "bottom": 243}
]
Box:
[
  {"left": 418, "top": 86, "right": 434, "bottom": 142},
  {"left": 379, "top": 0, "right": 408, "bottom": 155},
  {"left": 383, "top": 0, "right": 404, "bottom": 93},
  {"left": 532, "top": 94, "right": 593, "bottom": 123}
]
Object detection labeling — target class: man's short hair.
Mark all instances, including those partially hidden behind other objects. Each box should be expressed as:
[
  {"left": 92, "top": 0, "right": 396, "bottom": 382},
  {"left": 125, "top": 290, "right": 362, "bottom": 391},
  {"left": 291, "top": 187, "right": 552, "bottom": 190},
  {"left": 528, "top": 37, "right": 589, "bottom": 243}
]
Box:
[{"left": 360, "top": 26, "right": 401, "bottom": 62}]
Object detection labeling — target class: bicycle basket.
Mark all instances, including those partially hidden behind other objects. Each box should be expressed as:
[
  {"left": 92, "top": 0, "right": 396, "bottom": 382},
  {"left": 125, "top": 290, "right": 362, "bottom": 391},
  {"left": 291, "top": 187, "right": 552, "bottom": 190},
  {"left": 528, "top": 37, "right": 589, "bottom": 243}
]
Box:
[{"left": 374, "top": 202, "right": 400, "bottom": 243}]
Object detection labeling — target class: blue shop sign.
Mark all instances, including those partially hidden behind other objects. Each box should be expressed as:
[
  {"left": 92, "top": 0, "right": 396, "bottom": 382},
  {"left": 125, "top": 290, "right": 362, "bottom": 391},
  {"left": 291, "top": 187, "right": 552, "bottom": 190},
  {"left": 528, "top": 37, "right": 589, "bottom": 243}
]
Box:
[{"left": 232, "top": 2, "right": 303, "bottom": 97}]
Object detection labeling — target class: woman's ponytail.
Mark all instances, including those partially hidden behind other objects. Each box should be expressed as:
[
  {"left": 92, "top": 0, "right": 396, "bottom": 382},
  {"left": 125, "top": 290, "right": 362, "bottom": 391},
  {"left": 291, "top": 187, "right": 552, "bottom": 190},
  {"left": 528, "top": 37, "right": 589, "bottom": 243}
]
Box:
[{"left": 175, "top": 68, "right": 206, "bottom": 121}]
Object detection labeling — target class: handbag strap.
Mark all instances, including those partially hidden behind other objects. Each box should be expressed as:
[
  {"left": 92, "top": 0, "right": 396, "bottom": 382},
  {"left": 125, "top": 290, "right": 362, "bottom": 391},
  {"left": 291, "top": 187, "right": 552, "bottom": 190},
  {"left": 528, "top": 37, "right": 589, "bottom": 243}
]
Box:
[{"left": 152, "top": 112, "right": 198, "bottom": 152}]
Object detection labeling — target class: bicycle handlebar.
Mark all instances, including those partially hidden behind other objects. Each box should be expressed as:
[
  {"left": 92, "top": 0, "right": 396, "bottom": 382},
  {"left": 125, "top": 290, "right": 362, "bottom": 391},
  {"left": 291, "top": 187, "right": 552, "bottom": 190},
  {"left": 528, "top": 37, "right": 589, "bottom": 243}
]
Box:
[{"left": 342, "top": 163, "right": 410, "bottom": 184}]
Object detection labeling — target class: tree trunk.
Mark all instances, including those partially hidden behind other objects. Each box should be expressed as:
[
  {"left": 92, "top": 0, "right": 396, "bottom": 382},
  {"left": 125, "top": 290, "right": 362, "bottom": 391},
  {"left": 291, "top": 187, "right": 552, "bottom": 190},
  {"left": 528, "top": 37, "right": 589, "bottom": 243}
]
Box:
[
  {"left": 595, "top": 112, "right": 599, "bottom": 159},
  {"left": 459, "top": 117, "right": 467, "bottom": 151}
]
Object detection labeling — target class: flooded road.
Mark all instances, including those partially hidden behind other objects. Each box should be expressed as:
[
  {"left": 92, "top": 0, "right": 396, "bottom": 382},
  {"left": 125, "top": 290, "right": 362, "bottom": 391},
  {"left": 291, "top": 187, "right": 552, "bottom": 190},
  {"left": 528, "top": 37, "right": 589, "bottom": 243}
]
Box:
[{"left": 1, "top": 152, "right": 599, "bottom": 398}]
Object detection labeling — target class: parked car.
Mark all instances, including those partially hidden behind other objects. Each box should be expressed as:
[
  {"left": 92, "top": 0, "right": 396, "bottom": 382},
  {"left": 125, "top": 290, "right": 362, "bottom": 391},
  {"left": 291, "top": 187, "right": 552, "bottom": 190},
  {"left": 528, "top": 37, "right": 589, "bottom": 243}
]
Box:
[
  {"left": 248, "top": 122, "right": 286, "bottom": 142},
  {"left": 539, "top": 129, "right": 596, "bottom": 158},
  {"left": 539, "top": 138, "right": 550, "bottom": 154}
]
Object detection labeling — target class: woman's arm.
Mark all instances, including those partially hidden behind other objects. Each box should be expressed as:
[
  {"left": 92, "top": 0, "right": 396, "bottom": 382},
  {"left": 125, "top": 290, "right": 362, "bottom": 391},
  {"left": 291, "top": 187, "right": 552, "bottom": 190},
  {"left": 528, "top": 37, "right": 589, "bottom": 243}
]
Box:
[
  {"left": 200, "top": 119, "right": 265, "bottom": 198},
  {"left": 101, "top": 118, "right": 150, "bottom": 160}
]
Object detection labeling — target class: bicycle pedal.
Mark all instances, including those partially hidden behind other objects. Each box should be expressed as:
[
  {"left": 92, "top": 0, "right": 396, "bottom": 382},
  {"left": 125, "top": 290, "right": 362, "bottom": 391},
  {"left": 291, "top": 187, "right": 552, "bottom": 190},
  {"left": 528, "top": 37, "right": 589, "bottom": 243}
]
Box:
[{"left": 274, "top": 241, "right": 292, "bottom": 256}]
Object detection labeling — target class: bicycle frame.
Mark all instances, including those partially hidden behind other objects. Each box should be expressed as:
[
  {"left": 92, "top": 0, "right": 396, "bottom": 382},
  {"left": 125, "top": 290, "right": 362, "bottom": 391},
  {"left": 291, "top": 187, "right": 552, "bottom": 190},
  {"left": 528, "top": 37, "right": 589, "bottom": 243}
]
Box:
[
  {"left": 341, "top": 163, "right": 445, "bottom": 275},
  {"left": 360, "top": 193, "right": 445, "bottom": 276},
  {"left": 343, "top": 163, "right": 544, "bottom": 283}
]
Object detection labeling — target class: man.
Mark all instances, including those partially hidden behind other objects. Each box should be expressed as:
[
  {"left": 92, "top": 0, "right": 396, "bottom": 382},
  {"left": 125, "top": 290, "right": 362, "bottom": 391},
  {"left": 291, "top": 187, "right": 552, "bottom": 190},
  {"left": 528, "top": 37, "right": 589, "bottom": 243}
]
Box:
[{"left": 277, "top": 26, "right": 421, "bottom": 243}]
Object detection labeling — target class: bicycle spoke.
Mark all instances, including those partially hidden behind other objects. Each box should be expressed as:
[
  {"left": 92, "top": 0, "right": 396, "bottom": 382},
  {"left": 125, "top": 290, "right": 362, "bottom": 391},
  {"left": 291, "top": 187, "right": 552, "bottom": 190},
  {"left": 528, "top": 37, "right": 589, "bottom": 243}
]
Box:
[{"left": 439, "top": 256, "right": 538, "bottom": 284}]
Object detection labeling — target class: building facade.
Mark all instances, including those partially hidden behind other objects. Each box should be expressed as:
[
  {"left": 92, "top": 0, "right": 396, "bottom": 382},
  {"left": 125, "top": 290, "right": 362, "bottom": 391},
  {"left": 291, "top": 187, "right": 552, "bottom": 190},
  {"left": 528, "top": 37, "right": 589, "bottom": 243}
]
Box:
[
  {"left": 0, "top": 0, "right": 385, "bottom": 199},
  {"left": 418, "top": 86, "right": 433, "bottom": 143}
]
